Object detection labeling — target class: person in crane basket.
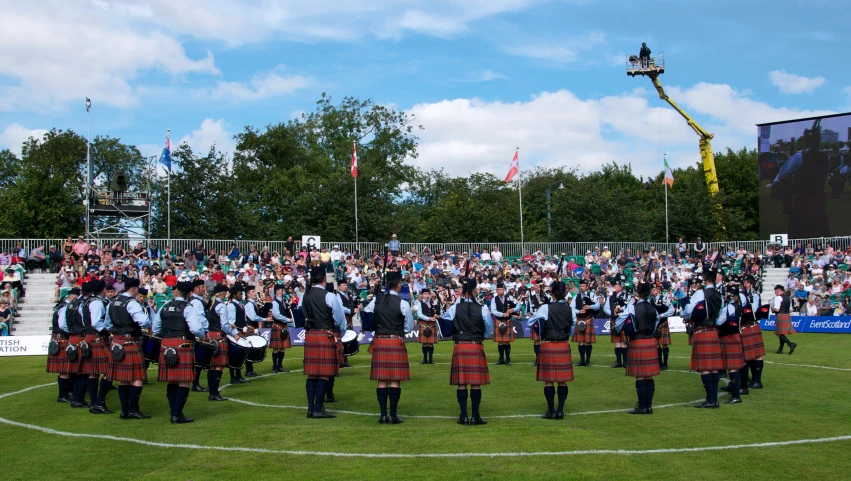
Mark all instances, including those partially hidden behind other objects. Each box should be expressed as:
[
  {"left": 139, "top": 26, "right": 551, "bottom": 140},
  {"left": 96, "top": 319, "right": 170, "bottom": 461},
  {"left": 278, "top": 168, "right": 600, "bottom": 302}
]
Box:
[{"left": 639, "top": 43, "right": 651, "bottom": 68}]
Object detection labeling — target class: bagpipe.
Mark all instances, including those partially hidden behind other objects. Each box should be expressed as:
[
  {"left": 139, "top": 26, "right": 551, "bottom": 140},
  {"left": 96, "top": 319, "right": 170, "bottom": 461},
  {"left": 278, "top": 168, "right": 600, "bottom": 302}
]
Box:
[
  {"left": 531, "top": 255, "right": 565, "bottom": 338},
  {"left": 435, "top": 258, "right": 473, "bottom": 338}
]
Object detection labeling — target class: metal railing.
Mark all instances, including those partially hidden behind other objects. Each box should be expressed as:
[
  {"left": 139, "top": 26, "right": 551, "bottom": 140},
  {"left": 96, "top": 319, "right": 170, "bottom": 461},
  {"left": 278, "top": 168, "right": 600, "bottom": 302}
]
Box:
[{"left": 2, "top": 237, "right": 850, "bottom": 260}]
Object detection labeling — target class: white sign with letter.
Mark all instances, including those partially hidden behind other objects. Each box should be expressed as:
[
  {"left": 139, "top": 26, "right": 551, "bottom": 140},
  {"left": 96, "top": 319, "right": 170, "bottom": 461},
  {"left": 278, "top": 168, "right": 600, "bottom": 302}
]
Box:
[
  {"left": 770, "top": 234, "right": 788, "bottom": 246},
  {"left": 302, "top": 235, "right": 321, "bottom": 250}
]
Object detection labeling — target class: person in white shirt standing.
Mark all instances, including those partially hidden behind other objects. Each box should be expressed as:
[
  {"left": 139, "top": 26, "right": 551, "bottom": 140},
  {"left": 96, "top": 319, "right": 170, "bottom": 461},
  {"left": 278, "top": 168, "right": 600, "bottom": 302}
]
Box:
[{"left": 491, "top": 246, "right": 503, "bottom": 263}]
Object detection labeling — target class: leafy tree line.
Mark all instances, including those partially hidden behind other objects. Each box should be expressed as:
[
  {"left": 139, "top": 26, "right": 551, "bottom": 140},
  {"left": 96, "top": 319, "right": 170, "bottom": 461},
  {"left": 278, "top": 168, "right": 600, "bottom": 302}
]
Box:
[{"left": 0, "top": 94, "right": 758, "bottom": 242}]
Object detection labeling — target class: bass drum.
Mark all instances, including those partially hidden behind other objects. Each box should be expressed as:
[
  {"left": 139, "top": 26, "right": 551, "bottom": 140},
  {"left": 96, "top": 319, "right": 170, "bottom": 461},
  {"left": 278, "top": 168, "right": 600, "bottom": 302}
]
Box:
[
  {"left": 245, "top": 335, "right": 268, "bottom": 363},
  {"left": 341, "top": 330, "right": 359, "bottom": 357},
  {"left": 140, "top": 333, "right": 162, "bottom": 364},
  {"left": 194, "top": 339, "right": 218, "bottom": 370},
  {"left": 227, "top": 335, "right": 252, "bottom": 369}
]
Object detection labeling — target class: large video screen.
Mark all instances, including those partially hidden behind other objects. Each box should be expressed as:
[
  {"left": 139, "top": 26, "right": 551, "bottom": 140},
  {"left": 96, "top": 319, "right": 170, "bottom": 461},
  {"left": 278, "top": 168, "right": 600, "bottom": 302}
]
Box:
[{"left": 758, "top": 112, "right": 851, "bottom": 240}]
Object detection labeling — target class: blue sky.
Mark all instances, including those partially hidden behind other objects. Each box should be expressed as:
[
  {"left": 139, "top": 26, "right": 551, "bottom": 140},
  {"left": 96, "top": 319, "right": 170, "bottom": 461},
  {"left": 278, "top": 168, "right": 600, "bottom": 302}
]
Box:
[{"left": 0, "top": 0, "right": 847, "bottom": 179}]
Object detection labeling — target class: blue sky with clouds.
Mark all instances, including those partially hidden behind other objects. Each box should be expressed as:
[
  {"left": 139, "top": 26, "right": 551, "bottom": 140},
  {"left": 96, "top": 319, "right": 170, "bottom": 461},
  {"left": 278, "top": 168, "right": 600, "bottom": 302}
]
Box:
[{"left": 0, "top": 0, "right": 847, "bottom": 178}]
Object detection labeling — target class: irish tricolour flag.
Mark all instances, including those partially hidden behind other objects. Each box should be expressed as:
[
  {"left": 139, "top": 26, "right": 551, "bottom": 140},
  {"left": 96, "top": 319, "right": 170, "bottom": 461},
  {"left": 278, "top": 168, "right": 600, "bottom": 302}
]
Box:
[{"left": 663, "top": 157, "right": 674, "bottom": 187}]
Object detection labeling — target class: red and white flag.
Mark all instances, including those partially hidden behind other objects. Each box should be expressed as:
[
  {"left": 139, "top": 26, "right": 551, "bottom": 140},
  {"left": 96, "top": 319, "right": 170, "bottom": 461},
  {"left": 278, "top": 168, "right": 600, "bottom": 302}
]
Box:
[
  {"left": 351, "top": 143, "right": 358, "bottom": 178},
  {"left": 504, "top": 149, "right": 519, "bottom": 182}
]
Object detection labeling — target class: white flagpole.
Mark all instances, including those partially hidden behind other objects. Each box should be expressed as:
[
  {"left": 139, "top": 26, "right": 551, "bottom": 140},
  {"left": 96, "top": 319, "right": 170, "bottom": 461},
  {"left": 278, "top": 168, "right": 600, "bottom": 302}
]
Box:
[
  {"left": 664, "top": 153, "right": 669, "bottom": 244},
  {"left": 167, "top": 128, "right": 171, "bottom": 243},
  {"left": 517, "top": 147, "right": 524, "bottom": 252},
  {"left": 354, "top": 141, "right": 359, "bottom": 251}
]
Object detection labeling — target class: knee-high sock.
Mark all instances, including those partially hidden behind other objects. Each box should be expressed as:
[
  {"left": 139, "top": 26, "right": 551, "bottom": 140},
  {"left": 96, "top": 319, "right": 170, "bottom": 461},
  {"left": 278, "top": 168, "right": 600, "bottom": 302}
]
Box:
[
  {"left": 657, "top": 347, "right": 663, "bottom": 366},
  {"left": 662, "top": 347, "right": 669, "bottom": 365},
  {"left": 622, "top": 346, "right": 629, "bottom": 365},
  {"left": 280, "top": 350, "right": 286, "bottom": 368},
  {"left": 579, "top": 345, "right": 586, "bottom": 363},
  {"left": 646, "top": 379, "right": 655, "bottom": 407},
  {"left": 166, "top": 383, "right": 177, "bottom": 417},
  {"left": 87, "top": 378, "right": 99, "bottom": 405},
  {"left": 377, "top": 387, "right": 389, "bottom": 416},
  {"left": 428, "top": 347, "right": 434, "bottom": 362},
  {"left": 543, "top": 386, "right": 555, "bottom": 414},
  {"left": 635, "top": 379, "right": 645, "bottom": 408},
  {"left": 470, "top": 389, "right": 482, "bottom": 418},
  {"left": 306, "top": 379, "right": 317, "bottom": 413},
  {"left": 214, "top": 371, "right": 223, "bottom": 395},
  {"left": 457, "top": 389, "right": 468, "bottom": 418},
  {"left": 729, "top": 371, "right": 741, "bottom": 398},
  {"left": 314, "top": 379, "right": 329, "bottom": 412},
  {"left": 709, "top": 372, "right": 720, "bottom": 403},
  {"left": 556, "top": 385, "right": 568, "bottom": 412},
  {"left": 422, "top": 346, "right": 428, "bottom": 361},
  {"left": 245, "top": 361, "right": 254, "bottom": 373},
  {"left": 193, "top": 367, "right": 203, "bottom": 387},
  {"left": 778, "top": 337, "right": 786, "bottom": 350},
  {"left": 388, "top": 387, "right": 401, "bottom": 417},
  {"left": 498, "top": 345, "right": 505, "bottom": 361},
  {"left": 207, "top": 370, "right": 218, "bottom": 396},
  {"left": 57, "top": 376, "right": 68, "bottom": 399},
  {"left": 615, "top": 347, "right": 622, "bottom": 364},
  {"left": 779, "top": 335, "right": 791, "bottom": 347},
  {"left": 130, "top": 385, "right": 143, "bottom": 412},
  {"left": 587, "top": 345, "right": 593, "bottom": 362},
  {"left": 117, "top": 385, "right": 130, "bottom": 414},
  {"left": 700, "top": 373, "right": 711, "bottom": 401},
  {"left": 505, "top": 344, "right": 511, "bottom": 361},
  {"left": 97, "top": 378, "right": 111, "bottom": 406},
  {"left": 73, "top": 376, "right": 87, "bottom": 403},
  {"left": 229, "top": 368, "right": 236, "bottom": 382},
  {"left": 176, "top": 386, "right": 190, "bottom": 416},
  {"left": 327, "top": 376, "right": 335, "bottom": 398},
  {"left": 739, "top": 366, "right": 749, "bottom": 387},
  {"left": 754, "top": 360, "right": 764, "bottom": 383},
  {"left": 534, "top": 344, "right": 541, "bottom": 359}
]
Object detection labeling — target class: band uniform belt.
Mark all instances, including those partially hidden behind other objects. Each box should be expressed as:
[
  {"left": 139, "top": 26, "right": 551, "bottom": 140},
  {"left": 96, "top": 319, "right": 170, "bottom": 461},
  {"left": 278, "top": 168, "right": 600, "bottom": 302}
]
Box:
[
  {"left": 455, "top": 341, "right": 482, "bottom": 345},
  {"left": 693, "top": 327, "right": 717, "bottom": 334},
  {"left": 375, "top": 334, "right": 403, "bottom": 339}
]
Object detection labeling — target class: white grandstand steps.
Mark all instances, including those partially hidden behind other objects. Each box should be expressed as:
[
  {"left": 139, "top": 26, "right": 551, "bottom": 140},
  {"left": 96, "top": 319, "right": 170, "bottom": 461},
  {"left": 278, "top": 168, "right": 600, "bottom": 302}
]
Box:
[
  {"left": 759, "top": 267, "right": 789, "bottom": 306},
  {"left": 12, "top": 272, "right": 58, "bottom": 335}
]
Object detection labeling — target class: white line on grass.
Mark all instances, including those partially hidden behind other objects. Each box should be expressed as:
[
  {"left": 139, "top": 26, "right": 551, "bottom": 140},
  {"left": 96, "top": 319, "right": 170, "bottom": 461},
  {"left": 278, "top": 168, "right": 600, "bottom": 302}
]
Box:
[
  {"left": 763, "top": 361, "right": 851, "bottom": 372},
  {"left": 0, "top": 414, "right": 847, "bottom": 458}
]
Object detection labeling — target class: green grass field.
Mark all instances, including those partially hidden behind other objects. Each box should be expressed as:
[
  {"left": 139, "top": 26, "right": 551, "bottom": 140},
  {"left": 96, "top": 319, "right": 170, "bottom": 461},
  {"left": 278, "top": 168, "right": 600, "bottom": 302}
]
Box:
[{"left": 1, "top": 333, "right": 850, "bottom": 481}]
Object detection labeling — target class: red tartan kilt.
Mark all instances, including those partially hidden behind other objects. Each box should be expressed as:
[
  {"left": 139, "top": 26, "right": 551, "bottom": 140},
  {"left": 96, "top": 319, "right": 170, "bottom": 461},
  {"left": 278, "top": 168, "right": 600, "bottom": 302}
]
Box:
[
  {"left": 690, "top": 329, "right": 723, "bottom": 372},
  {"left": 303, "top": 330, "right": 339, "bottom": 378},
  {"left": 418, "top": 321, "right": 439, "bottom": 345},
  {"left": 657, "top": 323, "right": 671, "bottom": 347},
  {"left": 774, "top": 313, "right": 796, "bottom": 336},
  {"left": 208, "top": 331, "right": 229, "bottom": 368},
  {"left": 157, "top": 338, "right": 195, "bottom": 383},
  {"left": 78, "top": 333, "right": 108, "bottom": 375},
  {"left": 450, "top": 343, "right": 490, "bottom": 386},
  {"left": 741, "top": 324, "right": 766, "bottom": 360},
  {"left": 46, "top": 335, "right": 71, "bottom": 374},
  {"left": 626, "top": 338, "right": 661, "bottom": 378},
  {"left": 719, "top": 334, "right": 746, "bottom": 371},
  {"left": 530, "top": 329, "right": 540, "bottom": 342},
  {"left": 571, "top": 315, "right": 596, "bottom": 343},
  {"left": 370, "top": 337, "right": 411, "bottom": 381},
  {"left": 107, "top": 335, "right": 147, "bottom": 383},
  {"left": 610, "top": 325, "right": 627, "bottom": 344},
  {"left": 493, "top": 320, "right": 515, "bottom": 343},
  {"left": 536, "top": 341, "right": 574, "bottom": 383},
  {"left": 269, "top": 323, "right": 292, "bottom": 350}
]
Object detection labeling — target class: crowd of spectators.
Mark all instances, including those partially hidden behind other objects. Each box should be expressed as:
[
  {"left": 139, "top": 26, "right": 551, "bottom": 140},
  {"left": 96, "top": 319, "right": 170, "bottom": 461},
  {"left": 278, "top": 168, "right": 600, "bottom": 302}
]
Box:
[{"left": 774, "top": 242, "right": 851, "bottom": 315}]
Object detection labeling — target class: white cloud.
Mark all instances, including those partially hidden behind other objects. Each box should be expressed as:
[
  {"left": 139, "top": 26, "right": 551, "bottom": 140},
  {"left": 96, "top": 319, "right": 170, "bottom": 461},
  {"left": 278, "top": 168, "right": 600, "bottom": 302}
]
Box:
[
  {"left": 768, "top": 70, "right": 826, "bottom": 94},
  {"left": 0, "top": 123, "right": 48, "bottom": 157},
  {"left": 407, "top": 82, "right": 836, "bottom": 179},
  {"left": 179, "top": 118, "right": 235, "bottom": 157},
  {"left": 198, "top": 67, "right": 313, "bottom": 102},
  {"left": 0, "top": 1, "right": 219, "bottom": 111},
  {"left": 503, "top": 31, "right": 606, "bottom": 63}
]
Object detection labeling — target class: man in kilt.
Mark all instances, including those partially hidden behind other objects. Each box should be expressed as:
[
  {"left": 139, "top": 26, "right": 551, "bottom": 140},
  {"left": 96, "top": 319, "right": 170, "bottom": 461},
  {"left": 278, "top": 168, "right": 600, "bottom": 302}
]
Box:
[
  {"left": 417, "top": 288, "right": 439, "bottom": 365},
  {"left": 603, "top": 280, "right": 630, "bottom": 368},
  {"left": 740, "top": 276, "right": 766, "bottom": 389},
  {"left": 189, "top": 279, "right": 210, "bottom": 393},
  {"left": 206, "top": 284, "right": 237, "bottom": 401},
  {"left": 490, "top": 283, "right": 517, "bottom": 365},
  {"left": 526, "top": 285, "right": 544, "bottom": 366},
  {"left": 271, "top": 283, "right": 294, "bottom": 373},
  {"left": 526, "top": 280, "right": 576, "bottom": 419},
  {"left": 571, "top": 279, "right": 600, "bottom": 367},
  {"left": 243, "top": 286, "right": 270, "bottom": 377},
  {"left": 66, "top": 283, "right": 93, "bottom": 408},
  {"left": 650, "top": 283, "right": 675, "bottom": 370},
  {"left": 336, "top": 279, "right": 357, "bottom": 368},
  {"left": 298, "top": 266, "right": 348, "bottom": 419},
  {"left": 682, "top": 268, "right": 725, "bottom": 408},
  {"left": 226, "top": 287, "right": 250, "bottom": 384},
  {"left": 772, "top": 285, "right": 798, "bottom": 354},
  {"left": 153, "top": 281, "right": 205, "bottom": 424},
  {"left": 48, "top": 288, "right": 79, "bottom": 403},
  {"left": 107, "top": 278, "right": 153, "bottom": 419},
  {"left": 717, "top": 284, "right": 746, "bottom": 404},
  {"left": 79, "top": 280, "right": 115, "bottom": 415},
  {"left": 441, "top": 278, "right": 494, "bottom": 425},
  {"left": 613, "top": 280, "right": 661, "bottom": 414},
  {"left": 363, "top": 271, "right": 414, "bottom": 424}
]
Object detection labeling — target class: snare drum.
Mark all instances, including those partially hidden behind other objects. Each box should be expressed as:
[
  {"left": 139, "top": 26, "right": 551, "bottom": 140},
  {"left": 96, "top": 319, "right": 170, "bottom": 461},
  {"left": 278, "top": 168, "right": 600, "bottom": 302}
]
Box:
[
  {"left": 245, "top": 335, "right": 268, "bottom": 363},
  {"left": 140, "top": 333, "right": 162, "bottom": 364},
  {"left": 194, "top": 339, "right": 218, "bottom": 370},
  {"left": 227, "top": 335, "right": 252, "bottom": 369},
  {"left": 341, "top": 330, "right": 360, "bottom": 357}
]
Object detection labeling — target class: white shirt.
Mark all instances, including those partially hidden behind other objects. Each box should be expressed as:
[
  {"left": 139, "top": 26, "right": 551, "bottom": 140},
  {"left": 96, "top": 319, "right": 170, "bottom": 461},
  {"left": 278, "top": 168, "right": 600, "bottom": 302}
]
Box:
[
  {"left": 491, "top": 250, "right": 503, "bottom": 262},
  {"left": 330, "top": 250, "right": 343, "bottom": 262},
  {"left": 480, "top": 252, "right": 491, "bottom": 261}
]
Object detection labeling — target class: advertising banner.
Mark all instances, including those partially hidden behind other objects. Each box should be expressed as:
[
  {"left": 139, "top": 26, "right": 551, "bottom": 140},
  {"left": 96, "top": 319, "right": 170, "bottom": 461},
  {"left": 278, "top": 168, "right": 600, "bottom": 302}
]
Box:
[
  {"left": 761, "top": 316, "right": 851, "bottom": 334},
  {"left": 0, "top": 335, "right": 51, "bottom": 356}
]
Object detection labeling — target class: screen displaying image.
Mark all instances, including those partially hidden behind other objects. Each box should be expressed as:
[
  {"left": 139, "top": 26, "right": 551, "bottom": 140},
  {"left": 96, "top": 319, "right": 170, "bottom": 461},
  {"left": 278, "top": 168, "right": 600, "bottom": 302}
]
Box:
[{"left": 758, "top": 112, "right": 851, "bottom": 240}]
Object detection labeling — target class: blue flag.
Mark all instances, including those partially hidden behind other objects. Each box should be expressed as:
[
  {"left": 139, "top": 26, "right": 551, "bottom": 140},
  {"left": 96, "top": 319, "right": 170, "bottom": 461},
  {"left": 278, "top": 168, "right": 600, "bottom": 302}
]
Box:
[{"left": 159, "top": 137, "right": 171, "bottom": 172}]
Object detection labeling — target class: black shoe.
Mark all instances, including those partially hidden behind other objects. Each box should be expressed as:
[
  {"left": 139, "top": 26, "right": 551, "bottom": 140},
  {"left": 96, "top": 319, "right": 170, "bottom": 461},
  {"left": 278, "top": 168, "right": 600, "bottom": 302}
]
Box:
[
  {"left": 325, "top": 396, "right": 337, "bottom": 403},
  {"left": 245, "top": 371, "right": 258, "bottom": 378},
  {"left": 740, "top": 387, "right": 749, "bottom": 395},
  {"left": 421, "top": 360, "right": 428, "bottom": 364},
  {"left": 775, "top": 349, "right": 784, "bottom": 354},
  {"left": 541, "top": 411, "right": 555, "bottom": 419},
  {"left": 724, "top": 398, "right": 742, "bottom": 404},
  {"left": 311, "top": 410, "right": 336, "bottom": 419},
  {"left": 306, "top": 411, "right": 313, "bottom": 419},
  {"left": 389, "top": 416, "right": 403, "bottom": 424},
  {"left": 748, "top": 382, "right": 763, "bottom": 389},
  {"left": 506, "top": 360, "right": 512, "bottom": 366},
  {"left": 56, "top": 397, "right": 71, "bottom": 403},
  {"left": 100, "top": 404, "right": 115, "bottom": 414},
  {"left": 343, "top": 360, "right": 352, "bottom": 368},
  {"left": 470, "top": 416, "right": 488, "bottom": 425},
  {"left": 458, "top": 416, "right": 469, "bottom": 425},
  {"left": 279, "top": 369, "right": 290, "bottom": 373},
  {"left": 143, "top": 381, "right": 151, "bottom": 385},
  {"left": 70, "top": 401, "right": 90, "bottom": 409},
  {"left": 694, "top": 401, "right": 720, "bottom": 409},
  {"left": 208, "top": 394, "right": 228, "bottom": 401},
  {"left": 611, "top": 362, "right": 623, "bottom": 368},
  {"left": 379, "top": 415, "right": 389, "bottom": 424},
  {"left": 89, "top": 405, "right": 107, "bottom": 414},
  {"left": 429, "top": 360, "right": 435, "bottom": 365},
  {"left": 661, "top": 364, "right": 668, "bottom": 371},
  {"left": 555, "top": 412, "right": 565, "bottom": 420},
  {"left": 119, "top": 412, "right": 128, "bottom": 419},
  {"left": 171, "top": 415, "right": 194, "bottom": 424},
  {"left": 496, "top": 359, "right": 505, "bottom": 365},
  {"left": 272, "top": 367, "right": 280, "bottom": 373},
  {"left": 191, "top": 385, "right": 208, "bottom": 393},
  {"left": 720, "top": 385, "right": 731, "bottom": 393},
  {"left": 627, "top": 407, "right": 652, "bottom": 414},
  {"left": 126, "top": 411, "right": 152, "bottom": 419},
  {"left": 577, "top": 361, "right": 586, "bottom": 367},
  {"left": 788, "top": 343, "right": 797, "bottom": 355},
  {"left": 235, "top": 378, "right": 250, "bottom": 384}
]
